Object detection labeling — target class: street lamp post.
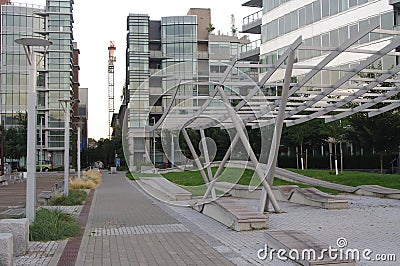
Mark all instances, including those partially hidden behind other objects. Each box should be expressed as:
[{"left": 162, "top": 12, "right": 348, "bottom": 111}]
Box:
[
  {"left": 15, "top": 38, "right": 51, "bottom": 222},
  {"left": 59, "top": 99, "right": 78, "bottom": 196},
  {"left": 152, "top": 117, "right": 156, "bottom": 165},
  {"left": 39, "top": 116, "right": 43, "bottom": 172},
  {"left": 74, "top": 117, "right": 83, "bottom": 179}
]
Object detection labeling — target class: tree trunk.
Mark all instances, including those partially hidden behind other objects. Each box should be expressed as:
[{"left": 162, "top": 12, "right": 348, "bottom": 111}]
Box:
[
  {"left": 329, "top": 142, "right": 333, "bottom": 171},
  {"left": 300, "top": 144, "right": 304, "bottom": 170},
  {"left": 380, "top": 153, "right": 384, "bottom": 174},
  {"left": 305, "top": 148, "right": 308, "bottom": 169},
  {"left": 296, "top": 146, "right": 299, "bottom": 169},
  {"left": 340, "top": 141, "right": 343, "bottom": 173}
]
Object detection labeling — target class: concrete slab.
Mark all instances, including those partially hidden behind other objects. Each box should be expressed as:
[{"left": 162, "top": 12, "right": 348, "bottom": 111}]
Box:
[
  {"left": 354, "top": 185, "right": 400, "bottom": 199},
  {"left": 288, "top": 188, "right": 349, "bottom": 209},
  {"left": 0, "top": 233, "right": 13, "bottom": 266},
  {"left": 0, "top": 218, "right": 29, "bottom": 256},
  {"left": 200, "top": 198, "right": 268, "bottom": 231}
]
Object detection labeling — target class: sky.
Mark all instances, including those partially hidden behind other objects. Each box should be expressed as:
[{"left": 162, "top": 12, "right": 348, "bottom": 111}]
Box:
[{"left": 18, "top": 0, "right": 259, "bottom": 140}]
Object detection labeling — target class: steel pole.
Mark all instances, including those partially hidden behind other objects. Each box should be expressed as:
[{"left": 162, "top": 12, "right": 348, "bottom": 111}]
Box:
[
  {"left": 63, "top": 103, "right": 70, "bottom": 196},
  {"left": 1, "top": 120, "right": 4, "bottom": 176},
  {"left": 216, "top": 86, "right": 281, "bottom": 213},
  {"left": 152, "top": 117, "right": 156, "bottom": 165},
  {"left": 200, "top": 129, "right": 216, "bottom": 199},
  {"left": 26, "top": 48, "right": 37, "bottom": 222},
  {"left": 39, "top": 117, "right": 43, "bottom": 172},
  {"left": 77, "top": 125, "right": 81, "bottom": 179}
]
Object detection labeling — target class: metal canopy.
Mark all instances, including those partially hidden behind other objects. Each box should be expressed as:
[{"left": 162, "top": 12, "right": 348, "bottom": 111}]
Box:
[{"left": 148, "top": 23, "right": 400, "bottom": 132}]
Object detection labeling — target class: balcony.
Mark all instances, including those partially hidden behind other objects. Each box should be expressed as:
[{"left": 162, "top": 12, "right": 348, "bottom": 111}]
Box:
[
  {"left": 150, "top": 106, "right": 164, "bottom": 114},
  {"left": 242, "top": 10, "right": 262, "bottom": 34},
  {"left": 242, "top": 0, "right": 262, "bottom": 8},
  {"left": 149, "top": 50, "right": 171, "bottom": 59},
  {"left": 239, "top": 39, "right": 260, "bottom": 62},
  {"left": 198, "top": 51, "right": 209, "bottom": 59}
]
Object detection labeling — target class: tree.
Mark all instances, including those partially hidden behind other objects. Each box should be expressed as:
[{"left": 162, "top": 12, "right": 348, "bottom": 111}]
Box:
[
  {"left": 4, "top": 113, "right": 27, "bottom": 162},
  {"left": 284, "top": 120, "right": 325, "bottom": 169},
  {"left": 320, "top": 119, "right": 350, "bottom": 173},
  {"left": 348, "top": 111, "right": 400, "bottom": 174}
]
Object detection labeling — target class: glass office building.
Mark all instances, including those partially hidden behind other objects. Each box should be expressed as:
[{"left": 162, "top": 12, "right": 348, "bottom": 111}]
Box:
[
  {"left": 125, "top": 9, "right": 250, "bottom": 165},
  {"left": 0, "top": 0, "right": 74, "bottom": 167}
]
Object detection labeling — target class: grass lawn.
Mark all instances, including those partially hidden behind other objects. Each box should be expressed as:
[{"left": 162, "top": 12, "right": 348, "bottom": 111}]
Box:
[
  {"left": 288, "top": 168, "right": 400, "bottom": 190},
  {"left": 129, "top": 168, "right": 400, "bottom": 195},
  {"left": 163, "top": 168, "right": 341, "bottom": 194}
]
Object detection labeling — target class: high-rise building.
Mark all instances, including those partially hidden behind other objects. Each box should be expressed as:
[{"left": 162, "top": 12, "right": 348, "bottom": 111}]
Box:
[
  {"left": 0, "top": 0, "right": 75, "bottom": 167},
  {"left": 125, "top": 8, "right": 250, "bottom": 166}
]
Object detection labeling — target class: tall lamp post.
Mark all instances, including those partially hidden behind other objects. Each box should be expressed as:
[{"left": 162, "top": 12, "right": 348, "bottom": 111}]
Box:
[
  {"left": 15, "top": 38, "right": 52, "bottom": 222},
  {"left": 39, "top": 116, "right": 44, "bottom": 172},
  {"left": 73, "top": 117, "right": 83, "bottom": 179},
  {"left": 152, "top": 117, "right": 156, "bottom": 165},
  {"left": 59, "top": 99, "right": 78, "bottom": 196}
]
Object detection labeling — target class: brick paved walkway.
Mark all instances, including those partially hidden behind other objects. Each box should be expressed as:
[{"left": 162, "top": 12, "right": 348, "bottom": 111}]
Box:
[{"left": 75, "top": 172, "right": 233, "bottom": 265}]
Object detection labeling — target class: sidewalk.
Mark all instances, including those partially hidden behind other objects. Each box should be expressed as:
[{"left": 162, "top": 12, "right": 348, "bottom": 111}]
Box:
[{"left": 75, "top": 172, "right": 233, "bottom": 265}]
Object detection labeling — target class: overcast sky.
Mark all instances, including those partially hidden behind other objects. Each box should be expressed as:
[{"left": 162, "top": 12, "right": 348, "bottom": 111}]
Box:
[{"left": 17, "top": 0, "right": 259, "bottom": 140}]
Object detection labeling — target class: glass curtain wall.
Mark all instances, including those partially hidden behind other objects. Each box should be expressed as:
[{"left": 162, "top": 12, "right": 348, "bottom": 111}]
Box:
[
  {"left": 161, "top": 15, "right": 197, "bottom": 110},
  {"left": 46, "top": 0, "right": 74, "bottom": 166},
  {"left": 1, "top": 3, "right": 44, "bottom": 127},
  {"left": 127, "top": 14, "right": 150, "bottom": 129}
]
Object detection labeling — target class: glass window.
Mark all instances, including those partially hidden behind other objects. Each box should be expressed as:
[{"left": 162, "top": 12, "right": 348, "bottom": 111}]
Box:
[
  {"left": 299, "top": 8, "right": 305, "bottom": 27},
  {"left": 284, "top": 13, "right": 291, "bottom": 34},
  {"left": 349, "top": 24, "right": 358, "bottom": 41},
  {"left": 330, "top": 29, "right": 339, "bottom": 47},
  {"left": 349, "top": 0, "right": 357, "bottom": 8},
  {"left": 329, "top": 0, "right": 339, "bottom": 16},
  {"left": 339, "top": 0, "right": 348, "bottom": 12},
  {"left": 312, "top": 35, "right": 321, "bottom": 57},
  {"left": 339, "top": 26, "right": 348, "bottom": 44},
  {"left": 359, "top": 19, "right": 370, "bottom": 43},
  {"left": 313, "top": 0, "right": 321, "bottom": 22},
  {"left": 305, "top": 3, "right": 313, "bottom": 25},
  {"left": 381, "top": 12, "right": 393, "bottom": 30},
  {"left": 279, "top": 17, "right": 284, "bottom": 35},
  {"left": 290, "top": 10, "right": 298, "bottom": 31},
  {"left": 322, "top": 0, "right": 329, "bottom": 18},
  {"left": 321, "top": 33, "right": 330, "bottom": 47}
]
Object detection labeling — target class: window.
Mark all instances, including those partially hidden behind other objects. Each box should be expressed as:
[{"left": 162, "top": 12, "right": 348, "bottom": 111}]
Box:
[{"left": 299, "top": 8, "right": 306, "bottom": 27}]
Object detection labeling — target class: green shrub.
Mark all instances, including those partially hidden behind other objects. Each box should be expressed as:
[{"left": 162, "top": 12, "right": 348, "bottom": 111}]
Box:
[
  {"left": 29, "top": 208, "right": 80, "bottom": 241},
  {"left": 49, "top": 190, "right": 87, "bottom": 206}
]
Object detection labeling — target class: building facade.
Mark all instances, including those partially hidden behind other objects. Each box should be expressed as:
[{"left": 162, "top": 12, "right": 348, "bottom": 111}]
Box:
[
  {"left": 125, "top": 8, "right": 250, "bottom": 166},
  {"left": 0, "top": 0, "right": 76, "bottom": 167},
  {"left": 256, "top": 0, "right": 399, "bottom": 82}
]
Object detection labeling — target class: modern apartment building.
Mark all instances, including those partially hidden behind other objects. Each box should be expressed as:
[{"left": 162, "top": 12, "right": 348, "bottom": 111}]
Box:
[
  {"left": 125, "top": 8, "right": 250, "bottom": 166},
  {"left": 240, "top": 0, "right": 400, "bottom": 83},
  {"left": 0, "top": 0, "right": 77, "bottom": 167}
]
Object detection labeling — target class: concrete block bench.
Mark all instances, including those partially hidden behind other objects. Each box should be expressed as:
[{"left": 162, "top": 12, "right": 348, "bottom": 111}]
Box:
[
  {"left": 201, "top": 198, "right": 268, "bottom": 231},
  {"left": 0, "top": 218, "right": 29, "bottom": 256},
  {"left": 287, "top": 187, "right": 349, "bottom": 209},
  {"left": 354, "top": 185, "right": 400, "bottom": 199},
  {"left": 0, "top": 233, "right": 13, "bottom": 266}
]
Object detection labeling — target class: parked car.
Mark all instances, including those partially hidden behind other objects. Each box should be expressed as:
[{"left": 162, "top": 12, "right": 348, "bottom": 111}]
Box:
[{"left": 36, "top": 160, "right": 53, "bottom": 172}]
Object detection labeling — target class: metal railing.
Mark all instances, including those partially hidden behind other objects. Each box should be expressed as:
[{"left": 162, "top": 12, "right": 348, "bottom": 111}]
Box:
[
  {"left": 243, "top": 10, "right": 262, "bottom": 27},
  {"left": 241, "top": 39, "right": 261, "bottom": 54}
]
